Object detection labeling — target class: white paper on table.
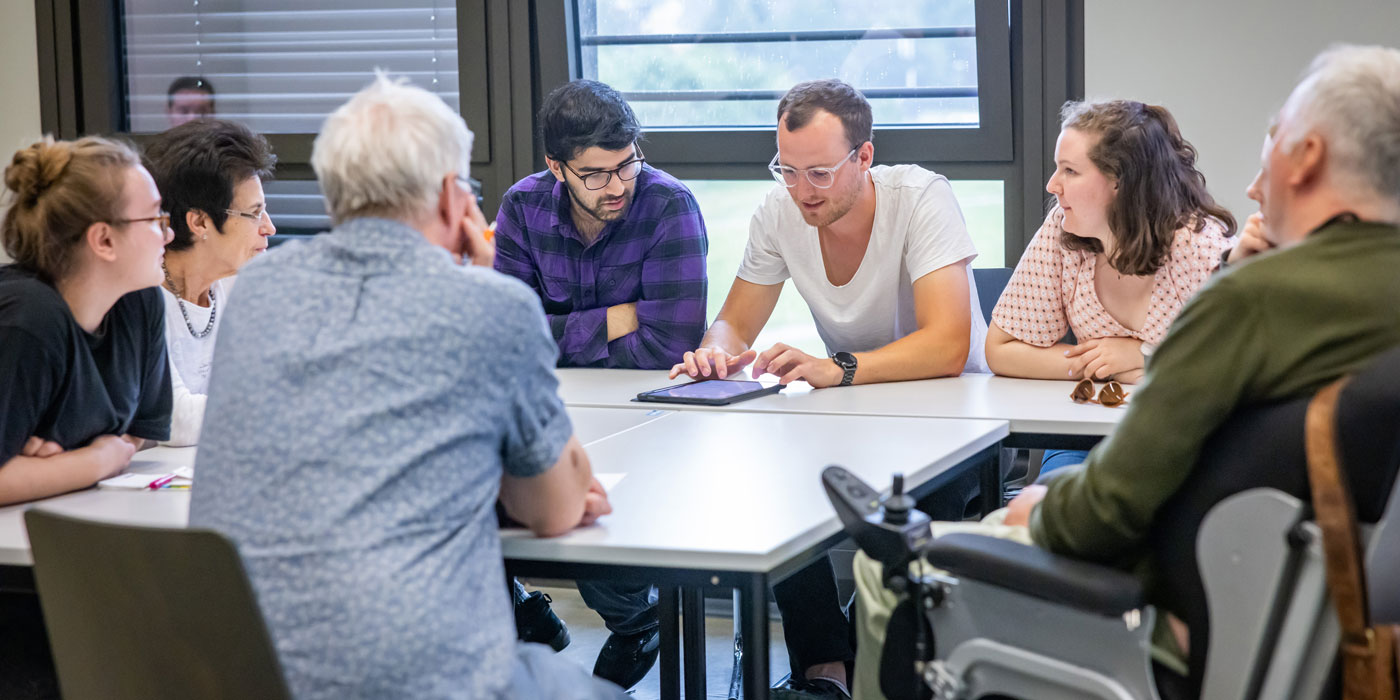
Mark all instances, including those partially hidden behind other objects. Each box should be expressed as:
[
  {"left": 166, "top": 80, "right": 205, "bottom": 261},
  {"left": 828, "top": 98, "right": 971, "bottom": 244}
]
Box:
[
  {"left": 595, "top": 473, "right": 626, "bottom": 491},
  {"left": 99, "top": 465, "right": 194, "bottom": 489}
]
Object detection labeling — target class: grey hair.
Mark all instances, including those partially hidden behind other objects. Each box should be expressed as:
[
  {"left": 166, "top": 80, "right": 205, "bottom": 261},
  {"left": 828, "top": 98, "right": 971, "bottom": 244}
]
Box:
[
  {"left": 311, "top": 73, "right": 474, "bottom": 224},
  {"left": 1279, "top": 44, "right": 1400, "bottom": 206}
]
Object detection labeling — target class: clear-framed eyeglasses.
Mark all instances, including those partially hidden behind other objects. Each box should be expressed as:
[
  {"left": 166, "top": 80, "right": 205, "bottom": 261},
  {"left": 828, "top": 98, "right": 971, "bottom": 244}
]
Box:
[
  {"left": 224, "top": 206, "right": 269, "bottom": 223},
  {"left": 768, "top": 148, "right": 858, "bottom": 189},
  {"left": 559, "top": 147, "right": 647, "bottom": 191}
]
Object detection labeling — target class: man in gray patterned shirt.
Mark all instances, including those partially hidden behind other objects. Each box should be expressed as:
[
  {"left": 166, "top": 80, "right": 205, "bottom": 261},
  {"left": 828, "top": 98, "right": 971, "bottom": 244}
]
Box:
[{"left": 190, "top": 75, "right": 625, "bottom": 700}]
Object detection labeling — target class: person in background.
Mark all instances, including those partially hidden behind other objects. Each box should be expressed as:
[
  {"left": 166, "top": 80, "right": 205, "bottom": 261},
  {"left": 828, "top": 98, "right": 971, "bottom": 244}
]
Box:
[
  {"left": 189, "top": 74, "right": 625, "bottom": 700},
  {"left": 143, "top": 118, "right": 277, "bottom": 446},
  {"left": 493, "top": 78, "right": 708, "bottom": 690},
  {"left": 986, "top": 100, "right": 1236, "bottom": 474},
  {"left": 166, "top": 76, "right": 216, "bottom": 128},
  {"left": 0, "top": 136, "right": 174, "bottom": 698}
]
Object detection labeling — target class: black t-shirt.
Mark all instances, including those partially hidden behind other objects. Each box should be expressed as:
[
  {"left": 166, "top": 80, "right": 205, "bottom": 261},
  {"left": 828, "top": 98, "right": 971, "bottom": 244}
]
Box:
[{"left": 0, "top": 265, "right": 172, "bottom": 463}]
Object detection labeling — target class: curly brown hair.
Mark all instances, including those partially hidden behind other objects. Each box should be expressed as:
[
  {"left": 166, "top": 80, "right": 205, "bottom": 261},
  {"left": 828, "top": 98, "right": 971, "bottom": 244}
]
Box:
[{"left": 1058, "top": 100, "right": 1236, "bottom": 276}]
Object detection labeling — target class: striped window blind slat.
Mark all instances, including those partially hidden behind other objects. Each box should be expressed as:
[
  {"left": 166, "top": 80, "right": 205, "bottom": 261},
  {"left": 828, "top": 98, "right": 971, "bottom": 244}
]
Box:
[{"left": 123, "top": 0, "right": 459, "bottom": 134}]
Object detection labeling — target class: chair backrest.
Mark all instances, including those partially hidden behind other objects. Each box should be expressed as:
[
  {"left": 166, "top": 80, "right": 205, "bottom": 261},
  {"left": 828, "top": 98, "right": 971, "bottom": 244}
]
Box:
[
  {"left": 1356, "top": 347, "right": 1400, "bottom": 624},
  {"left": 24, "top": 509, "right": 292, "bottom": 700},
  {"left": 972, "top": 267, "right": 1014, "bottom": 324},
  {"left": 1196, "top": 488, "right": 1338, "bottom": 700},
  {"left": 1150, "top": 343, "right": 1400, "bottom": 695}
]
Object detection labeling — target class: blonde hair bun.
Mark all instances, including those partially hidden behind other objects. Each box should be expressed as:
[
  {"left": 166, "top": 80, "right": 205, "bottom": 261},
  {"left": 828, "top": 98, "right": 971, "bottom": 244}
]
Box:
[{"left": 4, "top": 138, "right": 74, "bottom": 205}]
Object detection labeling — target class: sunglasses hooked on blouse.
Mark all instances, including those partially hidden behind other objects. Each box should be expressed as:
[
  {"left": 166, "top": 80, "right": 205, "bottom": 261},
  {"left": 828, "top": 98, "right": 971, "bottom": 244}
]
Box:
[{"left": 1071, "top": 379, "right": 1130, "bottom": 407}]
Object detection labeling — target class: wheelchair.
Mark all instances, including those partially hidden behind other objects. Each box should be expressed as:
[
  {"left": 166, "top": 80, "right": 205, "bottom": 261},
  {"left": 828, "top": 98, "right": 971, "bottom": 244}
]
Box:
[{"left": 823, "top": 347, "right": 1400, "bottom": 700}]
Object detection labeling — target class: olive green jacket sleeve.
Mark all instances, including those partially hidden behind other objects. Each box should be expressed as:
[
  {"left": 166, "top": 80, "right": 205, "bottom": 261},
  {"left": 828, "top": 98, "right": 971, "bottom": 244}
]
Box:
[{"left": 1029, "top": 273, "right": 1265, "bottom": 562}]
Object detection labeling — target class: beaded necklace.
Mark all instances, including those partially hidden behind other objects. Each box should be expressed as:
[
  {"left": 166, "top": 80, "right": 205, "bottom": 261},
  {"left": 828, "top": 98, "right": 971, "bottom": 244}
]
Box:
[{"left": 161, "top": 260, "right": 217, "bottom": 339}]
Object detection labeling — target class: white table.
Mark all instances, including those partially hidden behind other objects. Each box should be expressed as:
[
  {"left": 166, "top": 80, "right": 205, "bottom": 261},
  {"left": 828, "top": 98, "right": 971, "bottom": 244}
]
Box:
[
  {"left": 504, "top": 410, "right": 1007, "bottom": 572},
  {"left": 1, "top": 407, "right": 1007, "bottom": 700},
  {"left": 0, "top": 407, "right": 673, "bottom": 568},
  {"left": 556, "top": 368, "right": 1126, "bottom": 442},
  {"left": 501, "top": 410, "right": 1009, "bottom": 700}
]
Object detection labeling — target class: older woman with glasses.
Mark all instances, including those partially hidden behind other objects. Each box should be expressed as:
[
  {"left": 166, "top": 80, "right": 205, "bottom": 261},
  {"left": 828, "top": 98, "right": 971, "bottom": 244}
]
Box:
[
  {"left": 143, "top": 118, "right": 277, "bottom": 445},
  {"left": 0, "top": 136, "right": 174, "bottom": 507}
]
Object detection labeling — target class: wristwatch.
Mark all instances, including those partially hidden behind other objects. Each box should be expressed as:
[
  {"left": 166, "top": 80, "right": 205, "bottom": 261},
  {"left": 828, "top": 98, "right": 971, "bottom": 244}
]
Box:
[{"left": 832, "top": 352, "right": 858, "bottom": 387}]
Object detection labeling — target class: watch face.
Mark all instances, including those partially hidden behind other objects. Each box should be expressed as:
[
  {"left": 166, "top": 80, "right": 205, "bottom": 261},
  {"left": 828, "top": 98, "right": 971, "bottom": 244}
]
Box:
[{"left": 833, "top": 352, "right": 857, "bottom": 369}]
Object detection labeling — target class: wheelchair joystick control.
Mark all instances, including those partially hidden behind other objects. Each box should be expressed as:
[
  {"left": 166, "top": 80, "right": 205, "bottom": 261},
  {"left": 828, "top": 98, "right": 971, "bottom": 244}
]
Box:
[
  {"left": 881, "top": 473, "right": 915, "bottom": 525},
  {"left": 822, "top": 466, "right": 932, "bottom": 574}
]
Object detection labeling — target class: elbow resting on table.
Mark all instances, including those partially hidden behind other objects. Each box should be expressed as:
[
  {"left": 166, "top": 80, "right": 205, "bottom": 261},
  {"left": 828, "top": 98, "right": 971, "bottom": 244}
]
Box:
[
  {"left": 500, "top": 436, "right": 593, "bottom": 538},
  {"left": 525, "top": 511, "right": 583, "bottom": 539}
]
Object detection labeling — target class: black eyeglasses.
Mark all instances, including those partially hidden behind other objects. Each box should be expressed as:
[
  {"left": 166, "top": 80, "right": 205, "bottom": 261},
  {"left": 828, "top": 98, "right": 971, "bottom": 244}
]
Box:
[
  {"left": 113, "top": 213, "right": 172, "bottom": 230},
  {"left": 556, "top": 148, "right": 646, "bottom": 191}
]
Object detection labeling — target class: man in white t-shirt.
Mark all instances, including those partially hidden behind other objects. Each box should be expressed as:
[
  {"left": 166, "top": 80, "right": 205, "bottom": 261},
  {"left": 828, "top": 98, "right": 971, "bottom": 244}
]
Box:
[
  {"left": 670, "top": 79, "right": 987, "bottom": 699},
  {"left": 671, "top": 79, "right": 986, "bottom": 390}
]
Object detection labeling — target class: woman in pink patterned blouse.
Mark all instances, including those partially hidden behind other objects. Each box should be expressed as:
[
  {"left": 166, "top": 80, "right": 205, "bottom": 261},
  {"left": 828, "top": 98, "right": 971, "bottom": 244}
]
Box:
[{"left": 987, "top": 100, "right": 1237, "bottom": 387}]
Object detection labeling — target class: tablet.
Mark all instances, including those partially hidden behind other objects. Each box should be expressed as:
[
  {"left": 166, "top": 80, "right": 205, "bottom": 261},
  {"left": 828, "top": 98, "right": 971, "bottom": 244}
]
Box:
[{"left": 633, "top": 378, "right": 783, "bottom": 406}]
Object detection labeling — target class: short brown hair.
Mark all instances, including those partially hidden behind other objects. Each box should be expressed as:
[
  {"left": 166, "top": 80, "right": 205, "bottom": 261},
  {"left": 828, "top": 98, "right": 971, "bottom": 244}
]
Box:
[
  {"left": 2, "top": 136, "right": 141, "bottom": 282},
  {"left": 1058, "top": 100, "right": 1237, "bottom": 276},
  {"left": 777, "top": 79, "right": 873, "bottom": 150}
]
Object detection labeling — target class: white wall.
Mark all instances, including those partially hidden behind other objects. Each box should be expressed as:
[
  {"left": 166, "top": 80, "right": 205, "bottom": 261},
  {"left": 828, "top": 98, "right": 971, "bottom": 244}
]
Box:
[
  {"left": 1085, "top": 0, "right": 1400, "bottom": 223},
  {"left": 0, "top": 1, "right": 42, "bottom": 263}
]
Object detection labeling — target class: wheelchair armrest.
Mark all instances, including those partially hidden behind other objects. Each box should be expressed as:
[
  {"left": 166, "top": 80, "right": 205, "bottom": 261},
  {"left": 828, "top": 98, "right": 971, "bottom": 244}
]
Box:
[{"left": 923, "top": 533, "right": 1144, "bottom": 616}]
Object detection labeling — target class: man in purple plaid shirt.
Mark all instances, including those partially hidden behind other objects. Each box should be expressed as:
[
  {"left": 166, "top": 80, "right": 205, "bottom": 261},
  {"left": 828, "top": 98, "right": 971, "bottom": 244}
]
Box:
[
  {"left": 492, "top": 80, "right": 707, "bottom": 691},
  {"left": 494, "top": 80, "right": 708, "bottom": 371}
]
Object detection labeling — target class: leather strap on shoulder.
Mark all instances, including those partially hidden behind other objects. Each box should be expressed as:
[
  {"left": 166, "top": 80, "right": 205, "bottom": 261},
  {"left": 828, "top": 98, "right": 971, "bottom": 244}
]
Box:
[{"left": 1305, "top": 375, "right": 1397, "bottom": 699}]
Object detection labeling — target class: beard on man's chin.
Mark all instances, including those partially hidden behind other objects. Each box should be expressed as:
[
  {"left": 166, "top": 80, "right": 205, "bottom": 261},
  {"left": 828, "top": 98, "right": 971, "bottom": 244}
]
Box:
[{"left": 589, "top": 195, "right": 630, "bottom": 221}]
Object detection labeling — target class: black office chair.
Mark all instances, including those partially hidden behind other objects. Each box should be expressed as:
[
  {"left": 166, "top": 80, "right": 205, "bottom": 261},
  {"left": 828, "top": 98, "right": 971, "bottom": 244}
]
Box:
[{"left": 24, "top": 510, "right": 292, "bottom": 700}]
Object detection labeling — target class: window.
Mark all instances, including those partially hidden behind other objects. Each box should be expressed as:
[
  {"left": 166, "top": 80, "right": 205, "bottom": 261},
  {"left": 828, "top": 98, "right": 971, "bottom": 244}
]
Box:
[
  {"left": 562, "top": 0, "right": 1012, "bottom": 166},
  {"left": 577, "top": 1, "right": 980, "bottom": 130},
  {"left": 121, "top": 1, "right": 461, "bottom": 134}
]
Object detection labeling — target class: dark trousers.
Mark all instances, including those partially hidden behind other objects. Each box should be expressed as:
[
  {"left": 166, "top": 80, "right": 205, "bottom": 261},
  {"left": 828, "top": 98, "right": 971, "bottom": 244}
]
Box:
[
  {"left": 773, "top": 556, "right": 855, "bottom": 680},
  {"left": 577, "top": 580, "right": 660, "bottom": 636},
  {"left": 581, "top": 563, "right": 854, "bottom": 680}
]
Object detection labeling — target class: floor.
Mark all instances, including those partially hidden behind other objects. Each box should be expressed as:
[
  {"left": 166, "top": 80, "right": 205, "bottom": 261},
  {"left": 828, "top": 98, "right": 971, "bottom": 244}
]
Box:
[{"left": 534, "top": 583, "right": 793, "bottom": 700}]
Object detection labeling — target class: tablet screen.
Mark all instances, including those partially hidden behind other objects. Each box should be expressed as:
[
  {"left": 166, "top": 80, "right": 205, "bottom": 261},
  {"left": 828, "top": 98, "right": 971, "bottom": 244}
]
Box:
[{"left": 646, "top": 380, "right": 768, "bottom": 400}]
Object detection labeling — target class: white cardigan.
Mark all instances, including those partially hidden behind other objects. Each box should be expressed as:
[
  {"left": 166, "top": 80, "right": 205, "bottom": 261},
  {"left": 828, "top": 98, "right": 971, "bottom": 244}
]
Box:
[{"left": 158, "top": 276, "right": 234, "bottom": 446}]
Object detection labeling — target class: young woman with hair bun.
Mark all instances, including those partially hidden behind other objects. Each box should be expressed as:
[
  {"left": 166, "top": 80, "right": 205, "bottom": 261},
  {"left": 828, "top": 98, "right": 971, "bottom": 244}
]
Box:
[{"left": 0, "top": 136, "right": 174, "bottom": 506}]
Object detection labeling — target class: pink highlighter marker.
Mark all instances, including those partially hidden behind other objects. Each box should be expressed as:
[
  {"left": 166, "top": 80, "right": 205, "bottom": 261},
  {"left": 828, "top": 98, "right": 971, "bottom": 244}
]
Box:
[{"left": 147, "top": 473, "right": 177, "bottom": 490}]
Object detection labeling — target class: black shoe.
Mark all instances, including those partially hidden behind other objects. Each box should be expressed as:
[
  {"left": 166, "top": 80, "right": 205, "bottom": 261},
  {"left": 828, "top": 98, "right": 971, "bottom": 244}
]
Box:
[
  {"left": 514, "top": 591, "right": 571, "bottom": 652},
  {"left": 592, "top": 627, "right": 661, "bottom": 690},
  {"left": 771, "top": 677, "right": 852, "bottom": 700}
]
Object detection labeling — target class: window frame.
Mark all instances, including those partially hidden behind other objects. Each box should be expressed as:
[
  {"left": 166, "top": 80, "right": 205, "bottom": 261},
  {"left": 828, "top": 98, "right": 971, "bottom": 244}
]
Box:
[{"left": 556, "top": 0, "right": 1013, "bottom": 164}]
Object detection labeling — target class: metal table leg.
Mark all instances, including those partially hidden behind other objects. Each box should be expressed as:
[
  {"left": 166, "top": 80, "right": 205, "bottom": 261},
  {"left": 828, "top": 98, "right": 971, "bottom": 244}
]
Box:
[
  {"left": 982, "top": 443, "right": 1008, "bottom": 515},
  {"left": 659, "top": 585, "right": 680, "bottom": 700},
  {"left": 682, "top": 587, "right": 706, "bottom": 698},
  {"left": 739, "top": 573, "right": 770, "bottom": 700},
  {"left": 728, "top": 589, "right": 743, "bottom": 700}
]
